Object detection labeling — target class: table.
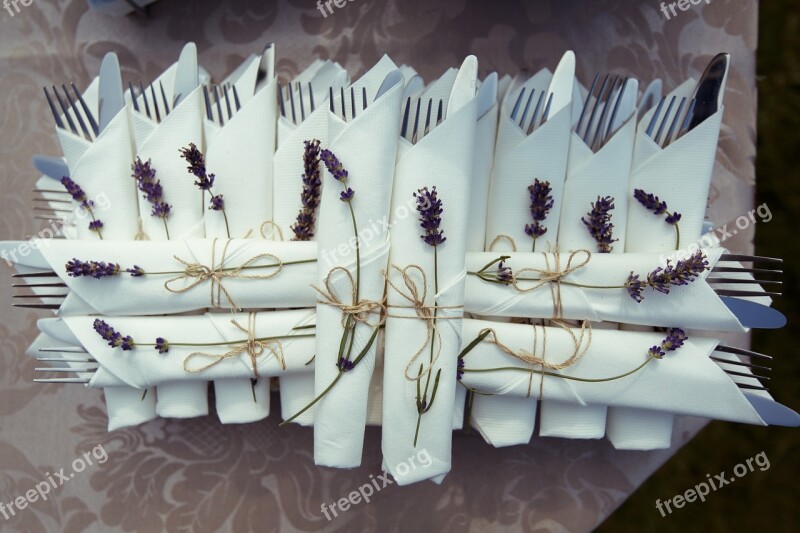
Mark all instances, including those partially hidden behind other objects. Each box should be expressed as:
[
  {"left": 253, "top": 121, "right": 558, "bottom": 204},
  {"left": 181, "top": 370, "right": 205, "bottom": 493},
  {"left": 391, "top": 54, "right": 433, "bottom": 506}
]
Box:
[{"left": 0, "top": 0, "right": 757, "bottom": 530}]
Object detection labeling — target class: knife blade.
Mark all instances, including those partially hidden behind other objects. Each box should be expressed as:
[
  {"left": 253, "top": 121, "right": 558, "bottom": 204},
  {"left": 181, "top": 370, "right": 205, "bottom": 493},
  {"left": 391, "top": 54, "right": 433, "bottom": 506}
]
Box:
[
  {"left": 688, "top": 52, "right": 729, "bottom": 131},
  {"left": 32, "top": 155, "right": 70, "bottom": 180},
  {"left": 544, "top": 50, "right": 575, "bottom": 119},
  {"left": 98, "top": 52, "right": 125, "bottom": 134},
  {"left": 173, "top": 42, "right": 198, "bottom": 108}
]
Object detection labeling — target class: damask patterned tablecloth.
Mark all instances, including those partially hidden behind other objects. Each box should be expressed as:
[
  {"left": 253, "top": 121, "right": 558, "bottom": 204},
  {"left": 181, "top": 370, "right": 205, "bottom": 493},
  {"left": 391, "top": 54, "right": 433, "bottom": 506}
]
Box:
[{"left": 0, "top": 0, "right": 757, "bottom": 531}]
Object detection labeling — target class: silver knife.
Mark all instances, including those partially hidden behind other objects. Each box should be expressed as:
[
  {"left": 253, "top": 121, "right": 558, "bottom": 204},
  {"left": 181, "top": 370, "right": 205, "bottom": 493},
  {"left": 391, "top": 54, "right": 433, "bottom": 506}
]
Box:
[
  {"left": 687, "top": 52, "right": 729, "bottom": 131},
  {"left": 32, "top": 155, "right": 70, "bottom": 180},
  {"left": 98, "top": 52, "right": 125, "bottom": 134},
  {"left": 173, "top": 42, "right": 198, "bottom": 108}
]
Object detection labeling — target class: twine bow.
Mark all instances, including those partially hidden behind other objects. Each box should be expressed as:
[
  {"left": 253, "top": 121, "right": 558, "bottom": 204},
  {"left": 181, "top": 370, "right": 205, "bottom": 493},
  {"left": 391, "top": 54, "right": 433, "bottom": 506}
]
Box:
[
  {"left": 164, "top": 239, "right": 284, "bottom": 310},
  {"left": 385, "top": 264, "right": 463, "bottom": 382},
  {"left": 510, "top": 250, "right": 591, "bottom": 319},
  {"left": 183, "top": 312, "right": 286, "bottom": 377},
  {"left": 314, "top": 266, "right": 386, "bottom": 328},
  {"left": 476, "top": 320, "right": 592, "bottom": 398}
]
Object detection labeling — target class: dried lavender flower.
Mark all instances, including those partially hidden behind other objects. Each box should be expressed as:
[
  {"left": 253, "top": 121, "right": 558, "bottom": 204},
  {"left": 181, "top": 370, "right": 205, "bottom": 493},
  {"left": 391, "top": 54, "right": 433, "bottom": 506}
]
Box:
[
  {"left": 524, "top": 179, "right": 554, "bottom": 244},
  {"left": 581, "top": 196, "right": 618, "bottom": 253},
  {"left": 648, "top": 328, "right": 688, "bottom": 359},
  {"left": 337, "top": 357, "right": 355, "bottom": 372},
  {"left": 210, "top": 194, "right": 224, "bottom": 211},
  {"left": 93, "top": 319, "right": 134, "bottom": 351},
  {"left": 180, "top": 143, "right": 230, "bottom": 235},
  {"left": 339, "top": 187, "right": 355, "bottom": 202},
  {"left": 60, "top": 176, "right": 103, "bottom": 237},
  {"left": 497, "top": 260, "right": 513, "bottom": 284},
  {"left": 132, "top": 157, "right": 171, "bottom": 221},
  {"left": 633, "top": 189, "right": 682, "bottom": 226},
  {"left": 291, "top": 139, "right": 322, "bottom": 241},
  {"left": 126, "top": 265, "right": 144, "bottom": 277},
  {"left": 457, "top": 357, "right": 465, "bottom": 381},
  {"left": 320, "top": 149, "right": 349, "bottom": 182},
  {"left": 414, "top": 186, "right": 446, "bottom": 247},
  {"left": 627, "top": 250, "right": 709, "bottom": 302},
  {"left": 155, "top": 337, "right": 169, "bottom": 354},
  {"left": 66, "top": 259, "right": 120, "bottom": 279}
]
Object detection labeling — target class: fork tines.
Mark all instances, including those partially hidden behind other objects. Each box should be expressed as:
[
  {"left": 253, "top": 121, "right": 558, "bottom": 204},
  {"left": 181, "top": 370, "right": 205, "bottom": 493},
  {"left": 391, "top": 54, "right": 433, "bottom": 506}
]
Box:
[
  {"left": 329, "top": 85, "right": 369, "bottom": 123},
  {"left": 133, "top": 80, "right": 172, "bottom": 124},
  {"left": 202, "top": 83, "right": 239, "bottom": 126},
  {"left": 713, "top": 346, "right": 772, "bottom": 391},
  {"left": 575, "top": 73, "right": 630, "bottom": 151},
  {"left": 645, "top": 95, "right": 696, "bottom": 148},
  {"left": 278, "top": 81, "right": 316, "bottom": 126},
  {"left": 710, "top": 254, "right": 783, "bottom": 296},
  {"left": 44, "top": 84, "right": 98, "bottom": 142},
  {"left": 400, "top": 97, "right": 445, "bottom": 144}
]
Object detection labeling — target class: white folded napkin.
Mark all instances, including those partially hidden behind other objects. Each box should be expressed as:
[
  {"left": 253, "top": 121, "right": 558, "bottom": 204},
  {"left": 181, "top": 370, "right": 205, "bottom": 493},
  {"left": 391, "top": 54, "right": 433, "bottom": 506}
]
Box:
[
  {"left": 382, "top": 57, "right": 478, "bottom": 485},
  {"left": 204, "top": 79, "right": 277, "bottom": 239},
  {"left": 312, "top": 55, "right": 403, "bottom": 468},
  {"left": 132, "top": 86, "right": 206, "bottom": 240},
  {"left": 626, "top": 79, "right": 724, "bottom": 251},
  {"left": 557, "top": 112, "right": 636, "bottom": 252},
  {"left": 459, "top": 319, "right": 767, "bottom": 426},
  {"left": 35, "top": 239, "right": 317, "bottom": 315},
  {"left": 465, "top": 75, "right": 498, "bottom": 252},
  {"left": 56, "top": 106, "right": 140, "bottom": 239},
  {"left": 464, "top": 248, "right": 748, "bottom": 331}
]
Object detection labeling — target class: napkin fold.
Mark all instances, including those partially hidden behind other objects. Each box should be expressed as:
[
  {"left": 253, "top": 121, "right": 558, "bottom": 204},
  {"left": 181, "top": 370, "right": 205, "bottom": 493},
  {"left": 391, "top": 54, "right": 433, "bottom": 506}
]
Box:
[
  {"left": 35, "top": 239, "right": 317, "bottom": 315},
  {"left": 382, "top": 57, "right": 478, "bottom": 485},
  {"left": 464, "top": 248, "right": 748, "bottom": 331},
  {"left": 312, "top": 55, "right": 403, "bottom": 468},
  {"left": 459, "top": 319, "right": 766, "bottom": 426}
]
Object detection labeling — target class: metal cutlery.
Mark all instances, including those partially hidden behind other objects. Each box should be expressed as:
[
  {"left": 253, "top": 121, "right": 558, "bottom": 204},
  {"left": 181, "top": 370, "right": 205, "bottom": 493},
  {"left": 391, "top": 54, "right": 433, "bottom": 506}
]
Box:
[
  {"left": 278, "top": 81, "right": 315, "bottom": 125},
  {"left": 328, "top": 85, "right": 369, "bottom": 123},
  {"left": 203, "top": 83, "right": 242, "bottom": 126},
  {"left": 400, "top": 97, "right": 444, "bottom": 143},
  {"left": 575, "top": 73, "right": 636, "bottom": 151}
]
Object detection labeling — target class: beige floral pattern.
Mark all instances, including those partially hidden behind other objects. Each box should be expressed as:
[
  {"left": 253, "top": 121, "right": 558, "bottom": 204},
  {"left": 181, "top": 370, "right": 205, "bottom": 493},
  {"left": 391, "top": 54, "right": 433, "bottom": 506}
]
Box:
[{"left": 0, "top": 0, "right": 756, "bottom": 531}]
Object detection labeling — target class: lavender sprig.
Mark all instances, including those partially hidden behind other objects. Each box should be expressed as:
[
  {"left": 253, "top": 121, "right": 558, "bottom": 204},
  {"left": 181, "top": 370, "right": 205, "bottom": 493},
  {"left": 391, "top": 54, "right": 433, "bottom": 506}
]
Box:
[
  {"left": 648, "top": 328, "right": 688, "bottom": 358},
  {"left": 60, "top": 176, "right": 103, "bottom": 239},
  {"left": 470, "top": 251, "right": 708, "bottom": 303},
  {"left": 179, "top": 143, "right": 230, "bottom": 237},
  {"left": 633, "top": 189, "right": 682, "bottom": 248},
  {"left": 411, "top": 185, "right": 447, "bottom": 446},
  {"left": 65, "top": 259, "right": 143, "bottom": 278},
  {"left": 291, "top": 139, "right": 322, "bottom": 241},
  {"left": 93, "top": 319, "right": 134, "bottom": 350},
  {"left": 132, "top": 157, "right": 172, "bottom": 238},
  {"left": 281, "top": 148, "right": 379, "bottom": 428},
  {"left": 524, "top": 179, "right": 554, "bottom": 251},
  {"left": 581, "top": 196, "right": 617, "bottom": 253}
]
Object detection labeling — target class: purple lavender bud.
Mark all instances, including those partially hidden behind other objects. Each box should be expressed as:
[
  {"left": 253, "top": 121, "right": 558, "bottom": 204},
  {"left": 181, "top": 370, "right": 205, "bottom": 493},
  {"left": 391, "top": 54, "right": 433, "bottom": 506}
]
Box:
[
  {"left": 581, "top": 196, "right": 618, "bottom": 253},
  {"left": 648, "top": 345, "right": 666, "bottom": 358},
  {"left": 414, "top": 186, "right": 446, "bottom": 247},
  {"left": 132, "top": 157, "right": 172, "bottom": 221},
  {"left": 291, "top": 140, "right": 323, "bottom": 241},
  {"left": 210, "top": 194, "right": 224, "bottom": 211},
  {"left": 663, "top": 328, "right": 688, "bottom": 351},
  {"left": 497, "top": 260, "right": 513, "bottom": 284},
  {"left": 457, "top": 358, "right": 465, "bottom": 381},
  {"left": 665, "top": 212, "right": 682, "bottom": 225},
  {"left": 65, "top": 259, "right": 120, "bottom": 279},
  {"left": 524, "top": 223, "right": 548, "bottom": 238},
  {"left": 126, "top": 265, "right": 144, "bottom": 277},
  {"left": 93, "top": 319, "right": 134, "bottom": 350},
  {"left": 60, "top": 176, "right": 86, "bottom": 203},
  {"left": 634, "top": 188, "right": 682, "bottom": 225},
  {"left": 526, "top": 179, "right": 554, "bottom": 235},
  {"left": 339, "top": 187, "right": 355, "bottom": 202},
  {"left": 337, "top": 357, "right": 355, "bottom": 372},
  {"left": 88, "top": 220, "right": 104, "bottom": 232},
  {"left": 626, "top": 272, "right": 644, "bottom": 303},
  {"left": 320, "top": 149, "right": 349, "bottom": 182},
  {"left": 155, "top": 337, "right": 169, "bottom": 354}
]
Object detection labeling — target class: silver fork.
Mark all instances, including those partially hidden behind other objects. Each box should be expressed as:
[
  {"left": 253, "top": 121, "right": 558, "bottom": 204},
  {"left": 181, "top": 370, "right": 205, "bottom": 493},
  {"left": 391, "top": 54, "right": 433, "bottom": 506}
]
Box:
[
  {"left": 278, "top": 81, "right": 315, "bottom": 126},
  {"left": 202, "top": 83, "right": 242, "bottom": 126},
  {"left": 328, "top": 85, "right": 369, "bottom": 123},
  {"left": 575, "top": 73, "right": 632, "bottom": 152},
  {"left": 400, "top": 97, "right": 444, "bottom": 143},
  {"left": 131, "top": 80, "right": 172, "bottom": 123},
  {"left": 644, "top": 95, "right": 697, "bottom": 148}
]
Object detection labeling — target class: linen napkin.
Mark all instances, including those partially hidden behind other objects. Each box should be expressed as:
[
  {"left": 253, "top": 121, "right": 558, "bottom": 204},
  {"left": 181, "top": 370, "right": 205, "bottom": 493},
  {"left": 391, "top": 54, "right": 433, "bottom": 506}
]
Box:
[
  {"left": 608, "top": 78, "right": 727, "bottom": 449},
  {"left": 54, "top": 103, "right": 139, "bottom": 239},
  {"left": 34, "top": 239, "right": 317, "bottom": 315},
  {"left": 458, "top": 319, "right": 767, "bottom": 426},
  {"left": 381, "top": 56, "right": 478, "bottom": 485},
  {"left": 465, "top": 74, "right": 498, "bottom": 252},
  {"left": 312, "top": 55, "right": 403, "bottom": 468},
  {"left": 464, "top": 248, "right": 754, "bottom": 332},
  {"left": 273, "top": 61, "right": 349, "bottom": 426},
  {"left": 557, "top": 87, "right": 638, "bottom": 251},
  {"left": 131, "top": 85, "right": 206, "bottom": 240}
]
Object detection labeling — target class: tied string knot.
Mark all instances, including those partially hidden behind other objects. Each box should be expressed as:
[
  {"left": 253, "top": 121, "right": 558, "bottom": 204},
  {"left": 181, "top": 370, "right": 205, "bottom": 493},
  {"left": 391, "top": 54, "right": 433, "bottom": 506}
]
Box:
[
  {"left": 385, "top": 264, "right": 463, "bottom": 382},
  {"left": 183, "top": 312, "right": 286, "bottom": 378},
  {"left": 475, "top": 320, "right": 592, "bottom": 398},
  {"left": 314, "top": 266, "right": 386, "bottom": 328},
  {"left": 509, "top": 250, "right": 591, "bottom": 319},
  {"left": 164, "top": 238, "right": 284, "bottom": 311}
]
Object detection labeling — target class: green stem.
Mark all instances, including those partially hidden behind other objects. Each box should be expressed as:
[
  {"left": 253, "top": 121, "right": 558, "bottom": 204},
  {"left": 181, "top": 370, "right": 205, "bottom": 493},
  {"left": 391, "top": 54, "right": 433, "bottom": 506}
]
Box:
[
  {"left": 414, "top": 246, "right": 440, "bottom": 446},
  {"left": 462, "top": 356, "right": 656, "bottom": 384},
  {"left": 222, "top": 209, "right": 231, "bottom": 239},
  {"left": 163, "top": 219, "right": 170, "bottom": 240},
  {"left": 674, "top": 222, "right": 681, "bottom": 250},
  {"left": 138, "top": 332, "right": 314, "bottom": 348},
  {"left": 280, "top": 371, "right": 344, "bottom": 426}
]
